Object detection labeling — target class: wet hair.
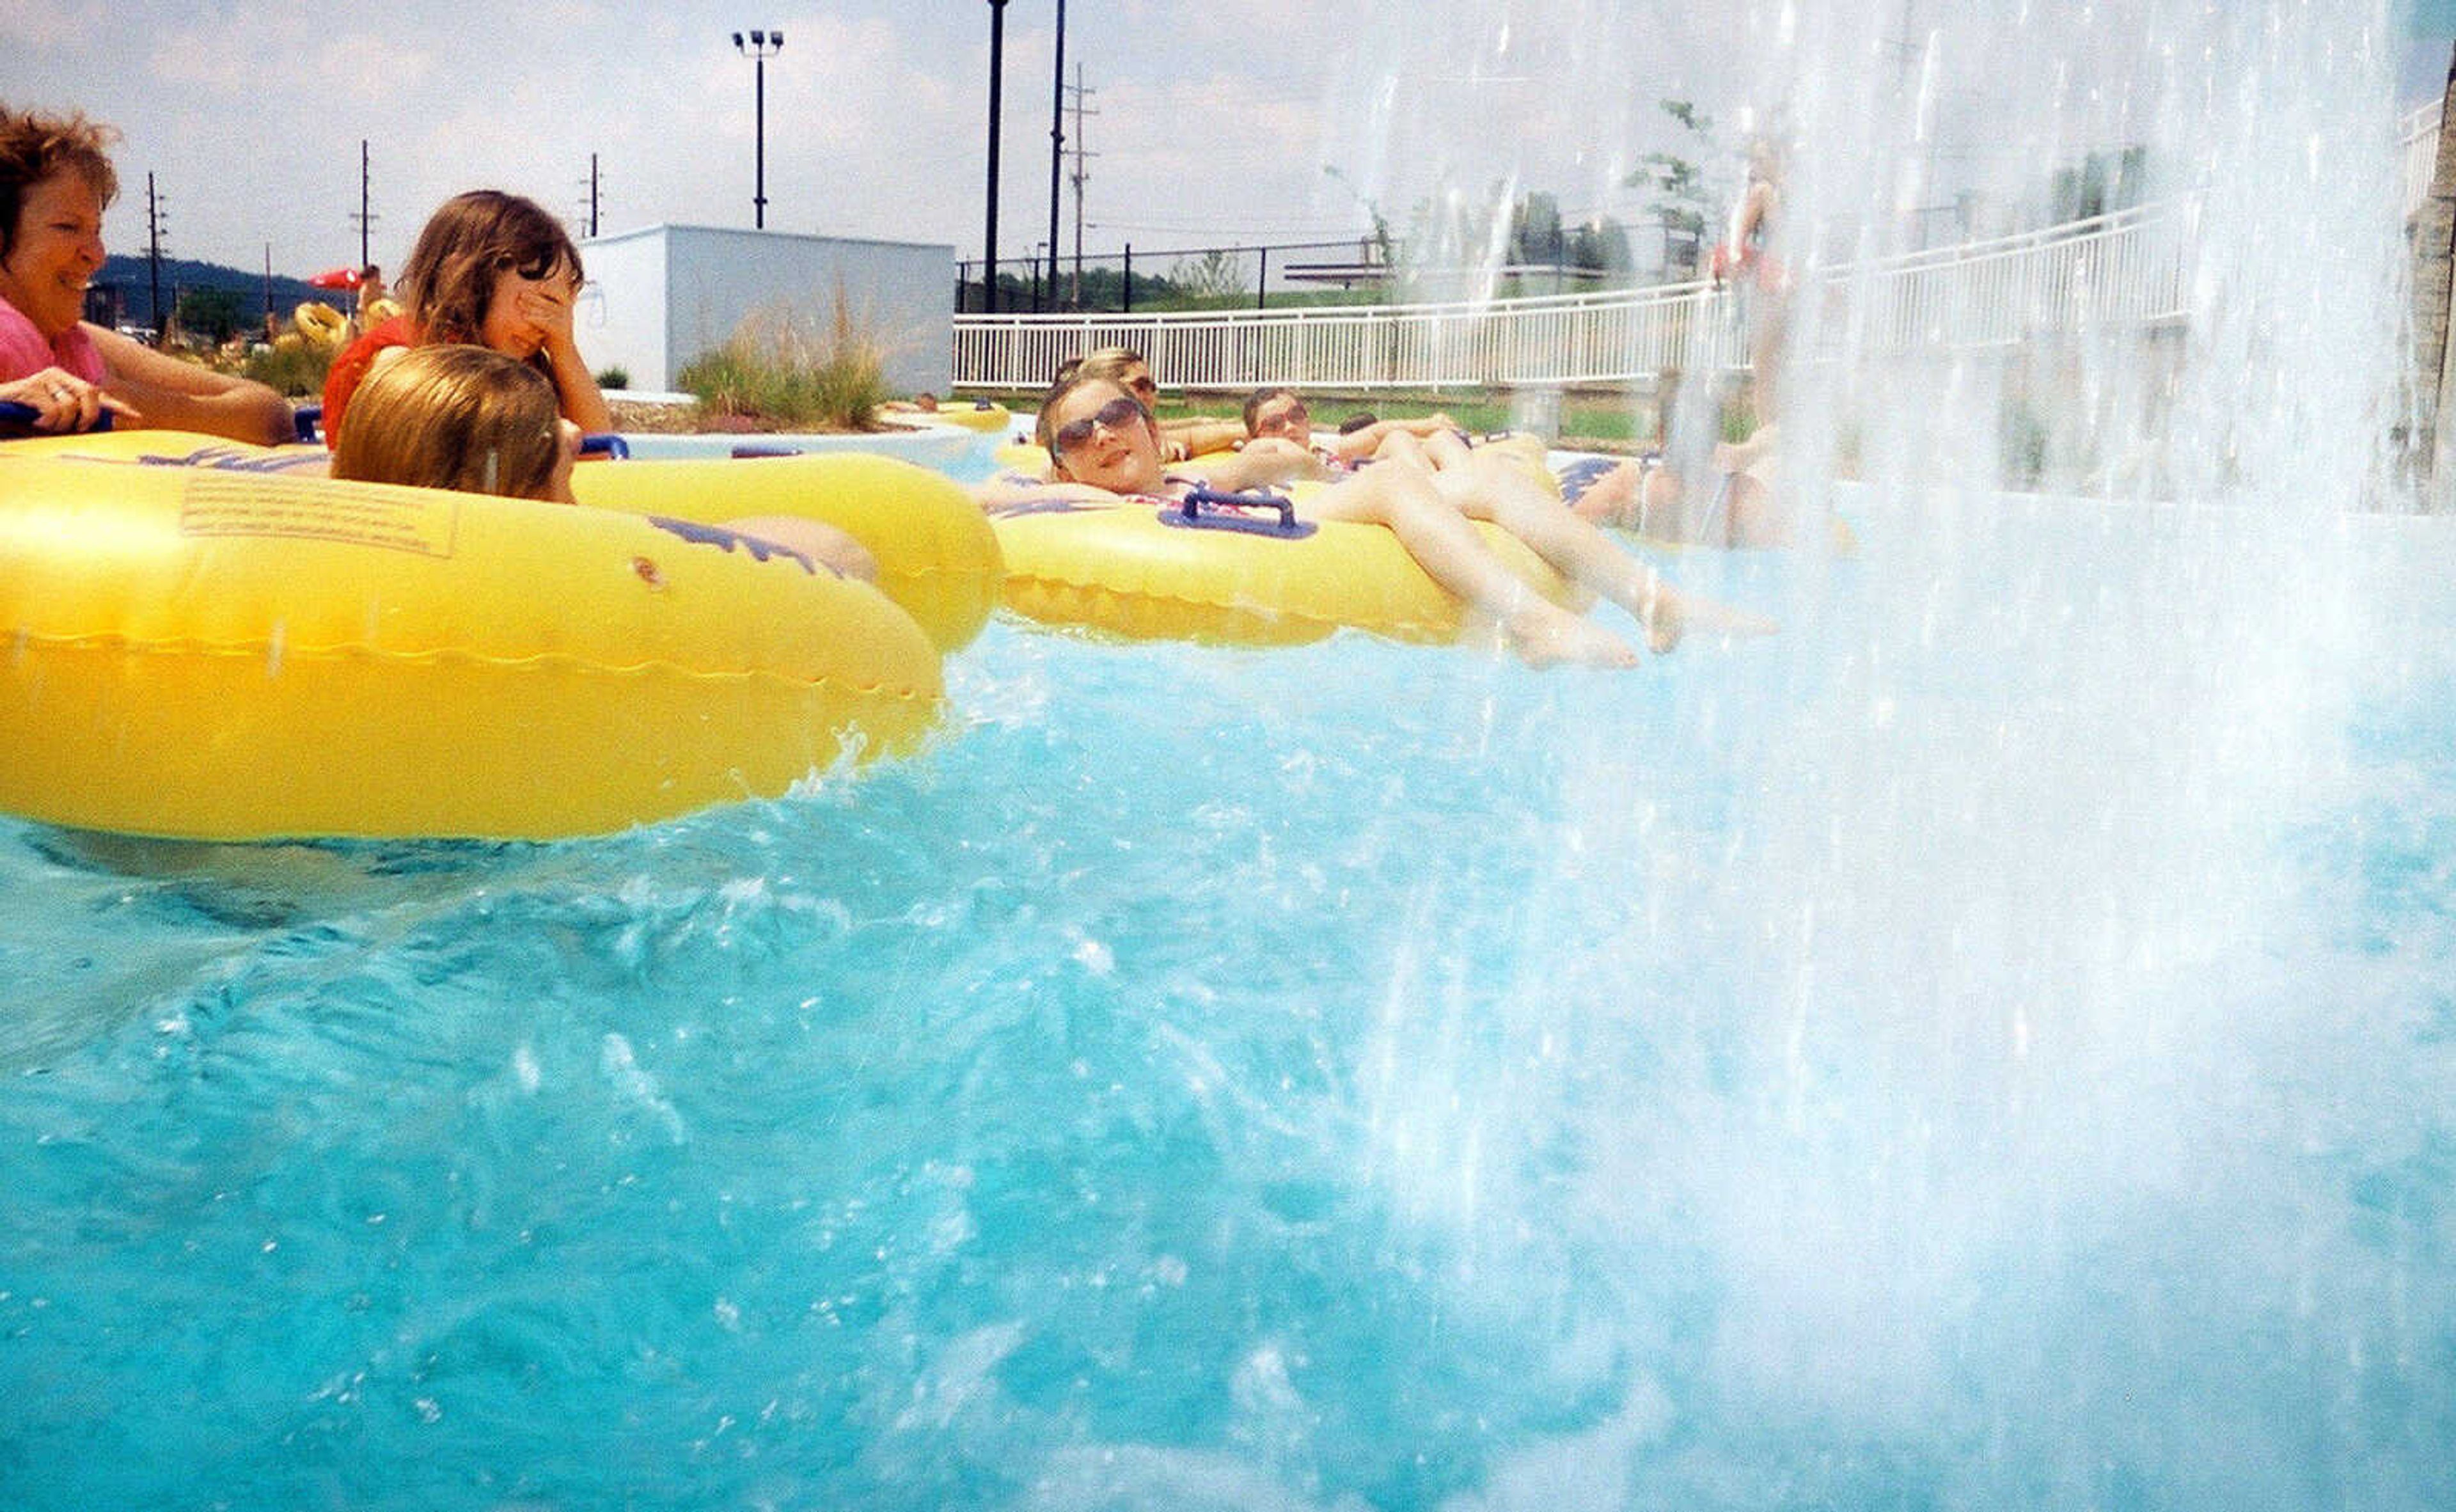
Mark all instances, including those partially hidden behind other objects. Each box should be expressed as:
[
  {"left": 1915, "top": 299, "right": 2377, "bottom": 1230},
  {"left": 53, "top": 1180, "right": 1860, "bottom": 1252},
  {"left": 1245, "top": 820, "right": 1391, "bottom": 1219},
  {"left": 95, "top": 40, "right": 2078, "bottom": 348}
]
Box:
[
  {"left": 1032, "top": 373, "right": 1151, "bottom": 455},
  {"left": 331, "top": 344, "right": 567, "bottom": 500},
  {"left": 1241, "top": 385, "right": 1303, "bottom": 436},
  {"left": 397, "top": 190, "right": 583, "bottom": 348},
  {"left": 1337, "top": 412, "right": 1380, "bottom": 435},
  {"left": 0, "top": 106, "right": 120, "bottom": 260}
]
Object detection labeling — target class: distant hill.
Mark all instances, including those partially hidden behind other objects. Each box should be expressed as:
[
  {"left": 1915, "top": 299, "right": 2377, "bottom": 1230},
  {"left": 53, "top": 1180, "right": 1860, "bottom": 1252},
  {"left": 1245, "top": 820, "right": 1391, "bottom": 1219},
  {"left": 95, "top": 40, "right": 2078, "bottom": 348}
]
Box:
[{"left": 90, "top": 253, "right": 336, "bottom": 332}]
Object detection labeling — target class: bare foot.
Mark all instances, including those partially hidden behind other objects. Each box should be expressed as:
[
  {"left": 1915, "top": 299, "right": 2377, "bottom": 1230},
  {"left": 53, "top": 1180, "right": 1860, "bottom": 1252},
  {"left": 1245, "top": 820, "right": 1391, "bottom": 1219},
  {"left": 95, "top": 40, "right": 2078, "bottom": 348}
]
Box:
[
  {"left": 1507, "top": 604, "right": 1642, "bottom": 668},
  {"left": 1671, "top": 591, "right": 1779, "bottom": 642}
]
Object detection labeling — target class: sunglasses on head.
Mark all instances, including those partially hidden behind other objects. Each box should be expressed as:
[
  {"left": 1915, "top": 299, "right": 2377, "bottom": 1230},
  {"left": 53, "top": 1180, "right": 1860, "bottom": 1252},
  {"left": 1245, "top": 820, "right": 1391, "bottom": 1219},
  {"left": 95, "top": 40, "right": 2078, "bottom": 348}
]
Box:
[{"left": 1051, "top": 395, "right": 1147, "bottom": 453}]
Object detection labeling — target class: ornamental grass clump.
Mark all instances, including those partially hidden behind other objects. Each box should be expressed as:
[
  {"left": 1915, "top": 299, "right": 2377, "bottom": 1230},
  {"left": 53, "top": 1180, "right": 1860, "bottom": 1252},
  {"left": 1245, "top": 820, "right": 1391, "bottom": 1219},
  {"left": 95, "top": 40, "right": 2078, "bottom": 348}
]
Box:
[{"left": 678, "top": 290, "right": 890, "bottom": 431}]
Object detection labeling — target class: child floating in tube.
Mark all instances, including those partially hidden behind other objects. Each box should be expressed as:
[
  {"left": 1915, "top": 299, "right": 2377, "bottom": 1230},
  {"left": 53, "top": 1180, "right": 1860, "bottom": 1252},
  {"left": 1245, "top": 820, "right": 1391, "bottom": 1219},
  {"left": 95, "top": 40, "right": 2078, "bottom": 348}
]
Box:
[{"left": 335, "top": 345, "right": 874, "bottom": 579}]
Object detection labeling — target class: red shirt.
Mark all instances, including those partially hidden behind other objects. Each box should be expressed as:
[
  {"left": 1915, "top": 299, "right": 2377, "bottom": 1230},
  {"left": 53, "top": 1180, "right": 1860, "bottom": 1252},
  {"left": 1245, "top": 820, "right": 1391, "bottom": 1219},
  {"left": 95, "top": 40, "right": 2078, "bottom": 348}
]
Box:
[{"left": 319, "top": 313, "right": 422, "bottom": 449}]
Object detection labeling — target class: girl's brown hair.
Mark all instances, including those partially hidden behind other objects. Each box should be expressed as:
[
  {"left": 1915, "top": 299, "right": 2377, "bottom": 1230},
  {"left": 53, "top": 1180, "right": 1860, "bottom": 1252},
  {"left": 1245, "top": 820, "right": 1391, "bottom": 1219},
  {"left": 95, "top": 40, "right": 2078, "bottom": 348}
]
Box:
[
  {"left": 0, "top": 106, "right": 120, "bottom": 258},
  {"left": 397, "top": 190, "right": 583, "bottom": 346},
  {"left": 331, "top": 344, "right": 567, "bottom": 500}
]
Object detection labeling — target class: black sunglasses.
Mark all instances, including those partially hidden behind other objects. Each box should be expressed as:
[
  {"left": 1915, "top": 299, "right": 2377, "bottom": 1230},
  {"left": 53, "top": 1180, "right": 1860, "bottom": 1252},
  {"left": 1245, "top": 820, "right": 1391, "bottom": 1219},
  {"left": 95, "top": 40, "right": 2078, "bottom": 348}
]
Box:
[{"left": 1051, "top": 395, "right": 1147, "bottom": 453}]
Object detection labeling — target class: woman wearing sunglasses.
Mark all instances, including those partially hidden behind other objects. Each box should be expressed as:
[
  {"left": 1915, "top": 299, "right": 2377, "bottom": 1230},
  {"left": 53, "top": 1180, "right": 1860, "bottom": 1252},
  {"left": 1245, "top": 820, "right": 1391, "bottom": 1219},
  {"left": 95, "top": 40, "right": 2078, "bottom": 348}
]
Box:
[{"left": 982, "top": 375, "right": 1768, "bottom": 666}]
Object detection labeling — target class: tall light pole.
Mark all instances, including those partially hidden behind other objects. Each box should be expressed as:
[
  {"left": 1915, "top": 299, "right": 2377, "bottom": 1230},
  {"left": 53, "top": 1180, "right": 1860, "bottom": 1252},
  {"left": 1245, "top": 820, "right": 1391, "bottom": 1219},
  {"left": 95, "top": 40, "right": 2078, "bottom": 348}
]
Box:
[
  {"left": 984, "top": 0, "right": 1008, "bottom": 313},
  {"left": 733, "top": 28, "right": 783, "bottom": 229},
  {"left": 1046, "top": 0, "right": 1066, "bottom": 310}
]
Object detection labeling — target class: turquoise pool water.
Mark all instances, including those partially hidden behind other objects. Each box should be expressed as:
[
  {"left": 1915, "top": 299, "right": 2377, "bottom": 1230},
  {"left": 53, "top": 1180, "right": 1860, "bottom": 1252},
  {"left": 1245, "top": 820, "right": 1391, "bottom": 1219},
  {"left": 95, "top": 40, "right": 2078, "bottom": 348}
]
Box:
[{"left": 3, "top": 489, "right": 2452, "bottom": 1509}]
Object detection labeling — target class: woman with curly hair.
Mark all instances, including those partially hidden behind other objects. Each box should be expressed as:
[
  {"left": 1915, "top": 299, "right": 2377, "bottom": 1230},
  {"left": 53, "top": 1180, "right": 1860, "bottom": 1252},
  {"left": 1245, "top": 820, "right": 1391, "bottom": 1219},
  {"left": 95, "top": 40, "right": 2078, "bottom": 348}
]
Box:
[{"left": 0, "top": 100, "right": 292, "bottom": 441}]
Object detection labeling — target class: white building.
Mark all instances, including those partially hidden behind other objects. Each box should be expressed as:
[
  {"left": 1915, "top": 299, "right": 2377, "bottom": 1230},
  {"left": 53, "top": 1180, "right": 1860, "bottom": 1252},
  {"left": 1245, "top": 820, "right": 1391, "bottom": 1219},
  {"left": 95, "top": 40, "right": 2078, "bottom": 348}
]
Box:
[{"left": 579, "top": 224, "right": 954, "bottom": 397}]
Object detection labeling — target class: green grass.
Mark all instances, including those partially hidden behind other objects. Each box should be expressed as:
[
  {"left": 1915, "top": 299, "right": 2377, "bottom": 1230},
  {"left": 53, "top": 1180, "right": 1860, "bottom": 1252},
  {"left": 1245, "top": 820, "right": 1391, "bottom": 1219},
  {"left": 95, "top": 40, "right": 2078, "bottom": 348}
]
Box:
[{"left": 677, "top": 296, "right": 890, "bottom": 431}]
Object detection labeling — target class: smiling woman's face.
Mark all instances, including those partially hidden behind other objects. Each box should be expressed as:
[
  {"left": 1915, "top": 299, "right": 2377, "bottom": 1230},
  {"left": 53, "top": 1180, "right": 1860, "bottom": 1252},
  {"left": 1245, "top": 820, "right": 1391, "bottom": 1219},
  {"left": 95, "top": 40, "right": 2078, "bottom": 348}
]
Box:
[
  {"left": 1047, "top": 380, "right": 1165, "bottom": 493},
  {"left": 0, "top": 170, "right": 106, "bottom": 339}
]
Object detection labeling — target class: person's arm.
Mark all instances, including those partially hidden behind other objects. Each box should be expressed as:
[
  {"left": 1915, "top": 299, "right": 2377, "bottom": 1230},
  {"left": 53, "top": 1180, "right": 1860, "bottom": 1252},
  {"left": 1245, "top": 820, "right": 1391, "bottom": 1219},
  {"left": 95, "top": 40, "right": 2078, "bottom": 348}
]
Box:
[
  {"left": 1725, "top": 180, "right": 1773, "bottom": 260},
  {"left": 1156, "top": 415, "right": 1247, "bottom": 459},
  {"left": 539, "top": 328, "right": 613, "bottom": 435},
  {"left": 1319, "top": 413, "right": 1460, "bottom": 464},
  {"left": 86, "top": 326, "right": 294, "bottom": 444},
  {"left": 1186, "top": 437, "right": 1331, "bottom": 491}
]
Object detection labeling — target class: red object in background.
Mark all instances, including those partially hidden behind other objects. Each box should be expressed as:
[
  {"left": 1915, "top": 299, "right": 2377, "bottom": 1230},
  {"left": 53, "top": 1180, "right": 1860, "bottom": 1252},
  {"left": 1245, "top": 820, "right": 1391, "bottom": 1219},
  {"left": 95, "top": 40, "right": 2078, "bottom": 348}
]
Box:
[{"left": 308, "top": 267, "right": 361, "bottom": 290}]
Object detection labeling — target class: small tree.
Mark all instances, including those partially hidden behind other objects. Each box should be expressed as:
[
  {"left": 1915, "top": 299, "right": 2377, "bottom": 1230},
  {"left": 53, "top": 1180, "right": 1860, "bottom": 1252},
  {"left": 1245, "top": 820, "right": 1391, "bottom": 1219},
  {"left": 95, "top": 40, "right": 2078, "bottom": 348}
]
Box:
[
  {"left": 1167, "top": 248, "right": 1246, "bottom": 303},
  {"left": 175, "top": 286, "right": 245, "bottom": 345},
  {"left": 1507, "top": 191, "right": 1566, "bottom": 268},
  {"left": 1632, "top": 98, "right": 1719, "bottom": 280}
]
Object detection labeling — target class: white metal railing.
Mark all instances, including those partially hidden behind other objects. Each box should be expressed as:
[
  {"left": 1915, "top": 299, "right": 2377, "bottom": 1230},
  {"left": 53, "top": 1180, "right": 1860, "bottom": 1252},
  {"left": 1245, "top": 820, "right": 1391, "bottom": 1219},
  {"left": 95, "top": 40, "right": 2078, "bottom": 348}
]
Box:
[
  {"left": 2407, "top": 97, "right": 2444, "bottom": 224},
  {"left": 952, "top": 276, "right": 1740, "bottom": 394},
  {"left": 951, "top": 201, "right": 2194, "bottom": 394},
  {"left": 1811, "top": 200, "right": 2194, "bottom": 361}
]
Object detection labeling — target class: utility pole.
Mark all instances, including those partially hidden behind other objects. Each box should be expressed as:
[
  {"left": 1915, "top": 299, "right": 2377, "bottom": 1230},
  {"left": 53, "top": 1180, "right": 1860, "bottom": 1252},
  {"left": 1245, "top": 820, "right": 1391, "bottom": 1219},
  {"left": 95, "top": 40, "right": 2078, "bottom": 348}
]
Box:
[
  {"left": 1045, "top": 0, "right": 1065, "bottom": 311},
  {"left": 1066, "top": 66, "right": 1098, "bottom": 308},
  {"left": 145, "top": 173, "right": 165, "bottom": 342},
  {"left": 578, "top": 153, "right": 601, "bottom": 239},
  {"left": 349, "top": 139, "right": 379, "bottom": 270}
]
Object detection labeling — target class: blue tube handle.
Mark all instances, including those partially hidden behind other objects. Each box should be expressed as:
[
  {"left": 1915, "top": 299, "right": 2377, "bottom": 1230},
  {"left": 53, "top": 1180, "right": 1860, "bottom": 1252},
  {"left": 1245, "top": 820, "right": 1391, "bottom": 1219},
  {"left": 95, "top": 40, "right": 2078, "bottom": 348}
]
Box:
[{"left": 0, "top": 398, "right": 114, "bottom": 435}]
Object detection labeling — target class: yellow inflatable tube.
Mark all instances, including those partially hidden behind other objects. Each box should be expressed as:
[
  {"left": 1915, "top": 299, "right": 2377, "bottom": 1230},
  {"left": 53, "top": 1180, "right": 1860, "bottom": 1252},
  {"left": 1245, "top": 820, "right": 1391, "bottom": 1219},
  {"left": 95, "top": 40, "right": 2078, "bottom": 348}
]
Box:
[
  {"left": 992, "top": 490, "right": 1584, "bottom": 648},
  {"left": 3, "top": 432, "right": 1004, "bottom": 656},
  {"left": 573, "top": 452, "right": 1002, "bottom": 654},
  {"left": 0, "top": 456, "right": 943, "bottom": 842},
  {"left": 886, "top": 399, "right": 1011, "bottom": 433},
  {"left": 294, "top": 301, "right": 349, "bottom": 347}
]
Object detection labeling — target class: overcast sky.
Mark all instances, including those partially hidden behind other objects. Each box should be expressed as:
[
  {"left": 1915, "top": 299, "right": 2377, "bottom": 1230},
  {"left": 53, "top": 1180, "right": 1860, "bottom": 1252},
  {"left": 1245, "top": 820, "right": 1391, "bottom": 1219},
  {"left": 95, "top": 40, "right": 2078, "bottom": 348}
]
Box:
[{"left": 4, "top": 0, "right": 2448, "bottom": 281}]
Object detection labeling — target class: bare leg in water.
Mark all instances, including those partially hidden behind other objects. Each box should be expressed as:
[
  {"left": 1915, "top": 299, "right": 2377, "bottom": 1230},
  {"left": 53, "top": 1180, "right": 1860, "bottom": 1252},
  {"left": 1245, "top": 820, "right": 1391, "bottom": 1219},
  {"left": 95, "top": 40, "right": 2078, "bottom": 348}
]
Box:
[
  {"left": 1306, "top": 462, "right": 1644, "bottom": 668},
  {"left": 1389, "top": 442, "right": 1778, "bottom": 649}
]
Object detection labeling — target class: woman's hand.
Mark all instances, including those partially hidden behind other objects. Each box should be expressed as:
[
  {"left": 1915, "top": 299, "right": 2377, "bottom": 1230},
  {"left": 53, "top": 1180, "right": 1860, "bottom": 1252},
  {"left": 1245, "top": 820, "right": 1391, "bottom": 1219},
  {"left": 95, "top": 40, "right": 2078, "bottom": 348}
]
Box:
[{"left": 1, "top": 365, "right": 139, "bottom": 432}]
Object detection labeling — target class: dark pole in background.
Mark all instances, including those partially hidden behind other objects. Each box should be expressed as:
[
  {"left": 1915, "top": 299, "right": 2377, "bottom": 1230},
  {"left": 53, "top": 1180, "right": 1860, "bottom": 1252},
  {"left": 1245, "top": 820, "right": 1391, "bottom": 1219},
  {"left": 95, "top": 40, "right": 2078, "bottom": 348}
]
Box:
[
  {"left": 734, "top": 29, "right": 784, "bottom": 229},
  {"left": 348, "top": 141, "right": 378, "bottom": 276},
  {"left": 1046, "top": 0, "right": 1066, "bottom": 311},
  {"left": 984, "top": 0, "right": 1008, "bottom": 313},
  {"left": 145, "top": 173, "right": 163, "bottom": 339}
]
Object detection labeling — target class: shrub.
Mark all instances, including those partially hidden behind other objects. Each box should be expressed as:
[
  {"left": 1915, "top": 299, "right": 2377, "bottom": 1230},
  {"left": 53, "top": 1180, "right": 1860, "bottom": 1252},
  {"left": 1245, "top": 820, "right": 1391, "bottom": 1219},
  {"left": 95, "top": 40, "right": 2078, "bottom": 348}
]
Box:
[
  {"left": 595, "top": 365, "right": 631, "bottom": 391},
  {"left": 675, "top": 288, "right": 889, "bottom": 431},
  {"left": 242, "top": 337, "right": 335, "bottom": 398}
]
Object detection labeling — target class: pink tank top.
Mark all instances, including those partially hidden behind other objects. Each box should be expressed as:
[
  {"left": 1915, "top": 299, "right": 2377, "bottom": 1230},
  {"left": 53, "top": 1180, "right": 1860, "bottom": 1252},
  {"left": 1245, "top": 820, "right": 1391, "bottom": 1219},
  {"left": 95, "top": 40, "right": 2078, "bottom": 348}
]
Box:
[{"left": 0, "top": 295, "right": 106, "bottom": 384}]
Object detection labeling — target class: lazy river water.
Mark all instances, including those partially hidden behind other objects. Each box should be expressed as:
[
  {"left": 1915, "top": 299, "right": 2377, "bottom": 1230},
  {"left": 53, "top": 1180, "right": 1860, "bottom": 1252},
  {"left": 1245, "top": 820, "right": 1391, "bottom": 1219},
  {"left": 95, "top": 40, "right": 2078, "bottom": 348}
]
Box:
[{"left": 3, "top": 484, "right": 2452, "bottom": 1509}]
